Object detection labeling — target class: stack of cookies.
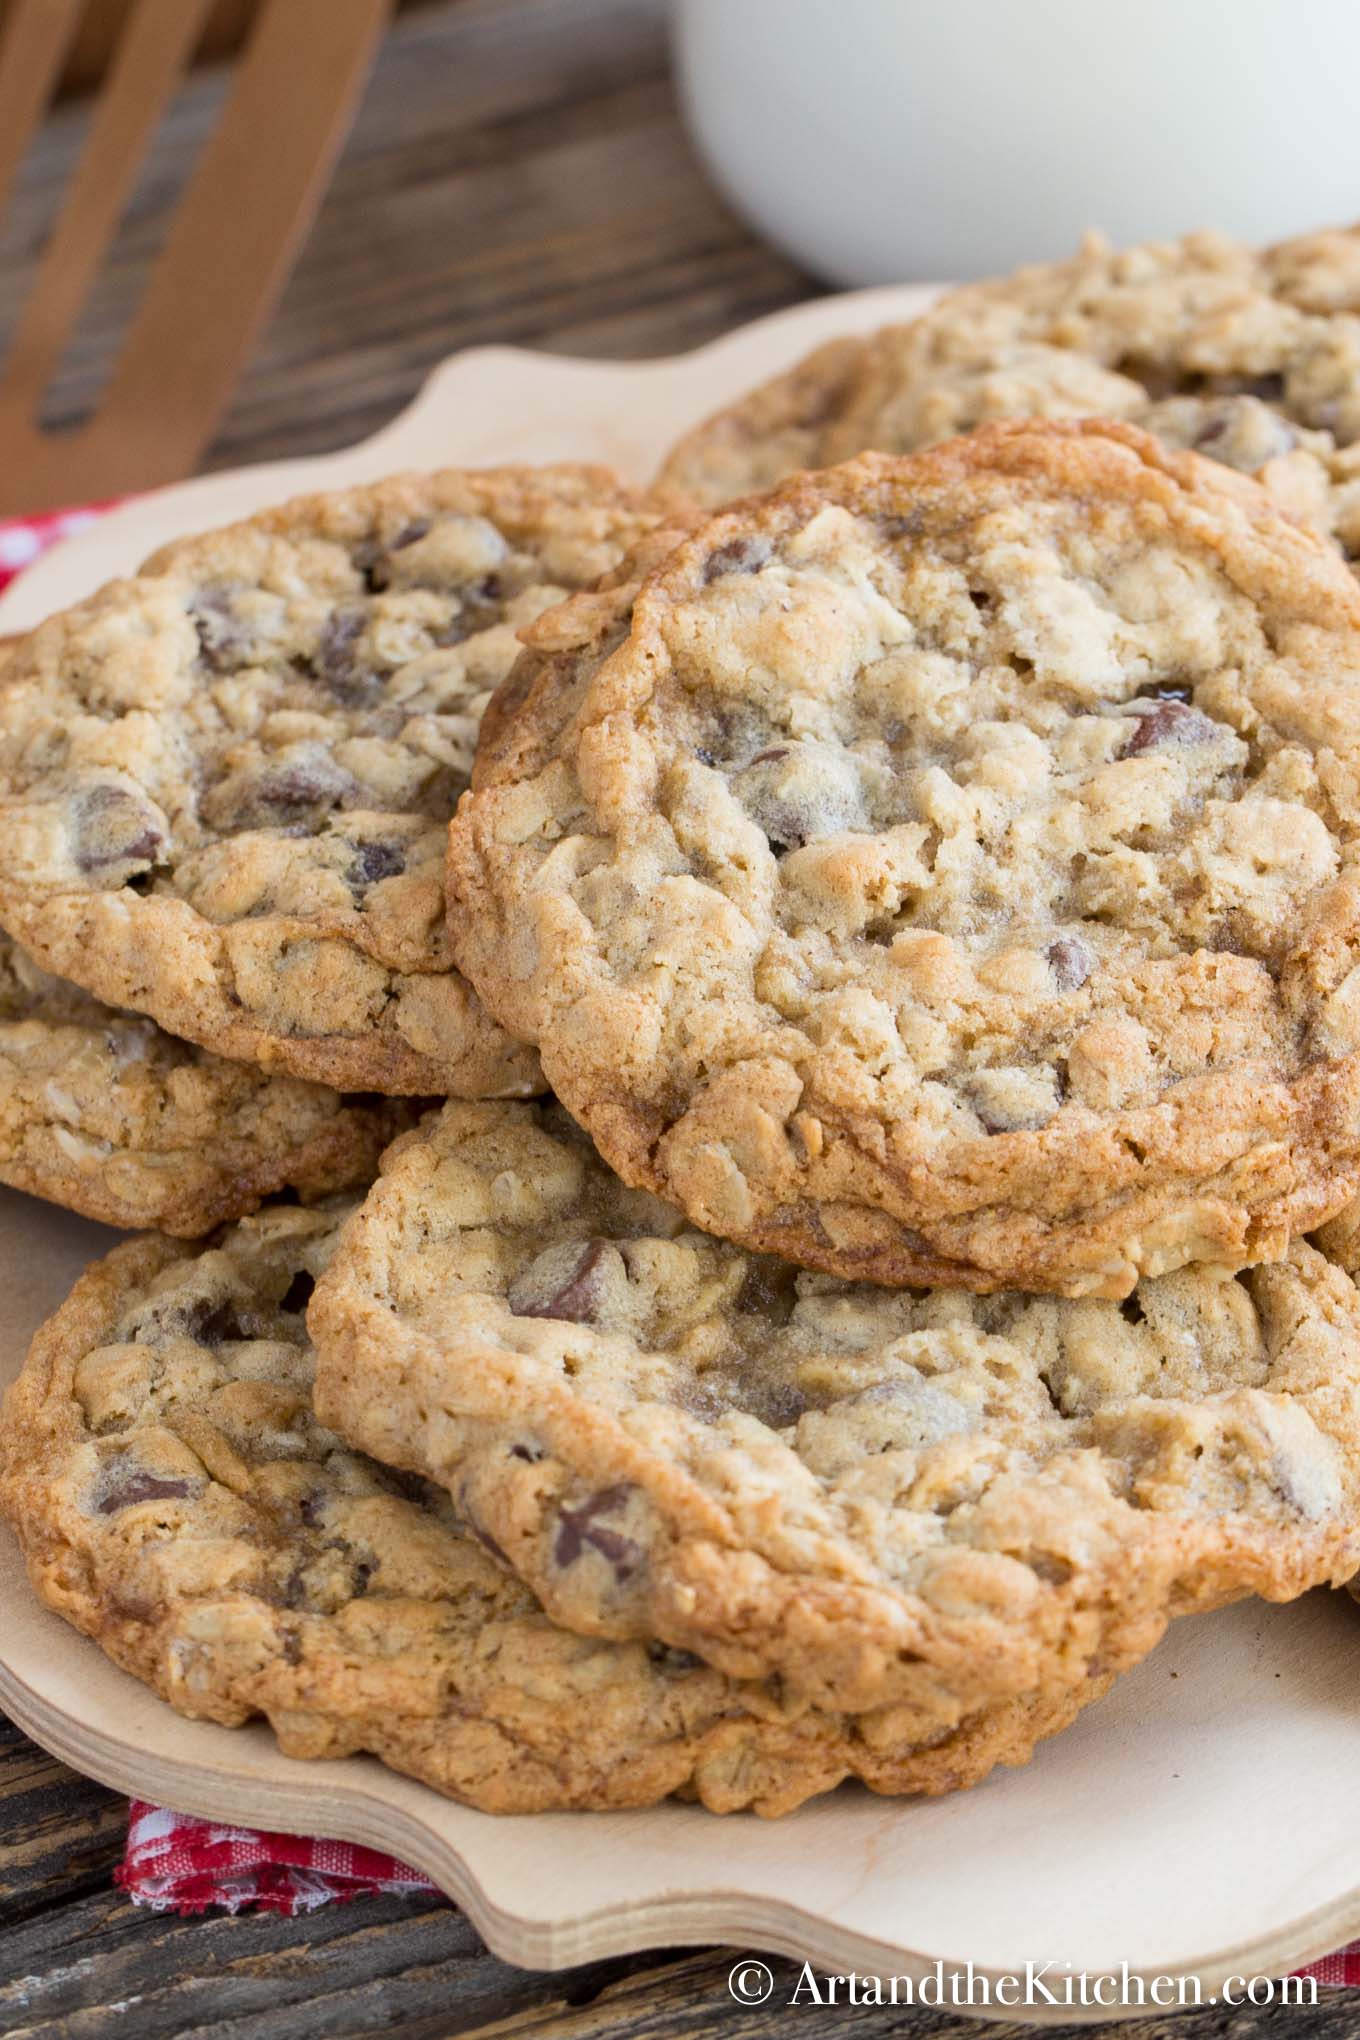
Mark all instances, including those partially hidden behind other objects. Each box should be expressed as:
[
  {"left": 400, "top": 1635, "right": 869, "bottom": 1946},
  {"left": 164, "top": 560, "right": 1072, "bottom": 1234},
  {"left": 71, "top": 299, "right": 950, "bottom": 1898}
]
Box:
[{"left": 5, "top": 220, "right": 1360, "bottom": 1819}]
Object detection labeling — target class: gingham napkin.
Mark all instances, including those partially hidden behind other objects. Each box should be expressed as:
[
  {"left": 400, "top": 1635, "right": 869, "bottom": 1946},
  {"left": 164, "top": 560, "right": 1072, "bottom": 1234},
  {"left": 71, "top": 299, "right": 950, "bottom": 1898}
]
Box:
[
  {"left": 0, "top": 502, "right": 119, "bottom": 592},
  {"left": 118, "top": 1800, "right": 437, "bottom": 1915},
  {"left": 6, "top": 502, "right": 1357, "bottom": 1959}
]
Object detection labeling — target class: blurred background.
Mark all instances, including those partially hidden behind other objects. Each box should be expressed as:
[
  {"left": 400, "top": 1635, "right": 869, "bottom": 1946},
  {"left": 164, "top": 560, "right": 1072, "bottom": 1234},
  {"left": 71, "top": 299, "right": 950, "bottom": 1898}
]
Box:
[
  {"left": 0, "top": 0, "right": 1351, "bottom": 500},
  {"left": 0, "top": 0, "right": 816, "bottom": 493}
]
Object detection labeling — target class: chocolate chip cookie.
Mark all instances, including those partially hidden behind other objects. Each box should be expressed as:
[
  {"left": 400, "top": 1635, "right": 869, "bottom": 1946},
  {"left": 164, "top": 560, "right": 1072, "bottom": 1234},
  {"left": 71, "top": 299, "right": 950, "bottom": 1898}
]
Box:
[
  {"left": 658, "top": 226, "right": 1360, "bottom": 561},
  {"left": 0, "top": 467, "right": 662, "bottom": 1094},
  {"left": 0, "top": 1199, "right": 1111, "bottom": 1814},
  {"left": 0, "top": 927, "right": 410, "bottom": 1235},
  {"left": 309, "top": 1099, "right": 1360, "bottom": 1718},
  {"left": 448, "top": 422, "right": 1360, "bottom": 1296}
]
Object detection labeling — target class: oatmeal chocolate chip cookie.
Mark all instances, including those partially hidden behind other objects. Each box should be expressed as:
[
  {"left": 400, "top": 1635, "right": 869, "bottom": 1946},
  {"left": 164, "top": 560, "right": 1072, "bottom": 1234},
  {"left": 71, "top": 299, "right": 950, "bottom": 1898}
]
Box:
[
  {"left": 0, "top": 468, "right": 663, "bottom": 1095},
  {"left": 448, "top": 422, "right": 1360, "bottom": 1297},
  {"left": 308, "top": 1099, "right": 1360, "bottom": 1717},
  {"left": 657, "top": 226, "right": 1360, "bottom": 558},
  {"left": 653, "top": 335, "right": 871, "bottom": 511},
  {"left": 0, "top": 928, "right": 411, "bottom": 1235},
  {"left": 0, "top": 1201, "right": 1112, "bottom": 1814}
]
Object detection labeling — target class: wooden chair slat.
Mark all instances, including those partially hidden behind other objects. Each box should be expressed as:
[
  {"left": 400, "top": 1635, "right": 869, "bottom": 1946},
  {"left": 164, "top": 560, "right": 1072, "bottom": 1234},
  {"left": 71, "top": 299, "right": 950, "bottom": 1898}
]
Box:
[
  {"left": 1, "top": 0, "right": 215, "bottom": 409},
  {"left": 0, "top": 0, "right": 84, "bottom": 222}
]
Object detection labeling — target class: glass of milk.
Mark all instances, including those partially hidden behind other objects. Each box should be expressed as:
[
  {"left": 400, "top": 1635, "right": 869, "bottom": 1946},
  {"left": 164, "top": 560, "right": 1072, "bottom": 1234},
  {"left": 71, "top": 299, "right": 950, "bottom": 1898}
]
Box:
[{"left": 674, "top": 0, "right": 1360, "bottom": 282}]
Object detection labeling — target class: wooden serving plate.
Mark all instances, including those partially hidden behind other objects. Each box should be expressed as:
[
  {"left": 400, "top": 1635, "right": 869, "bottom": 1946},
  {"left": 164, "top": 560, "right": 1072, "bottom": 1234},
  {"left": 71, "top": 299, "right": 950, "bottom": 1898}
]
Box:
[{"left": 1, "top": 289, "right": 1359, "bottom": 2012}]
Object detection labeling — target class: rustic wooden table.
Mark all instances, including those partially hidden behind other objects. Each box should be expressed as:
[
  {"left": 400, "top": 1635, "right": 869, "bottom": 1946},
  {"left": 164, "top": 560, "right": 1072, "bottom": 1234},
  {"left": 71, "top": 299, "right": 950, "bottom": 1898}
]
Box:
[{"left": 0, "top": 3, "right": 1353, "bottom": 2032}]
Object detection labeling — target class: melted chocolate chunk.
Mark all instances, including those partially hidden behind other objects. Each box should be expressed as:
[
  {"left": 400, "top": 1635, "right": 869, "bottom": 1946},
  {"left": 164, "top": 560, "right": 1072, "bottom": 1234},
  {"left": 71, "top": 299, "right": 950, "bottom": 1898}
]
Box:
[
  {"left": 508, "top": 1239, "right": 611, "bottom": 1324},
  {"left": 704, "top": 535, "right": 771, "bottom": 582},
  {"left": 646, "top": 1641, "right": 704, "bottom": 1675},
  {"left": 1046, "top": 935, "right": 1094, "bottom": 992},
  {"left": 182, "top": 1294, "right": 255, "bottom": 1347},
  {"left": 312, "top": 610, "right": 375, "bottom": 704},
  {"left": 553, "top": 1485, "right": 642, "bottom": 1578},
  {"left": 360, "top": 518, "right": 434, "bottom": 593},
  {"left": 282, "top": 1563, "right": 311, "bottom": 1610},
  {"left": 96, "top": 1462, "right": 197, "bottom": 1514},
  {"left": 1121, "top": 697, "right": 1218, "bottom": 757},
  {"left": 251, "top": 757, "right": 352, "bottom": 822},
  {"left": 732, "top": 742, "right": 865, "bottom": 854},
  {"left": 736, "top": 1257, "right": 799, "bottom": 1327},
  {"left": 74, "top": 784, "right": 167, "bottom": 876},
  {"left": 192, "top": 592, "right": 247, "bottom": 673},
  {"left": 348, "top": 840, "right": 407, "bottom": 890}
]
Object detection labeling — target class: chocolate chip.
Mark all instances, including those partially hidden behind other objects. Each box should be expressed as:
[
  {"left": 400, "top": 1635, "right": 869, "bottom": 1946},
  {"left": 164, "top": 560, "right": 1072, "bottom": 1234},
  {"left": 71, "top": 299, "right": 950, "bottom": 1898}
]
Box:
[
  {"left": 736, "top": 1257, "right": 799, "bottom": 1326},
  {"left": 183, "top": 1295, "right": 252, "bottom": 1347},
  {"left": 392, "top": 518, "right": 433, "bottom": 552},
  {"left": 508, "top": 1239, "right": 613, "bottom": 1324},
  {"left": 212, "top": 749, "right": 356, "bottom": 833},
  {"left": 732, "top": 742, "right": 866, "bottom": 853},
  {"left": 735, "top": 1377, "right": 809, "bottom": 1429},
  {"left": 360, "top": 519, "right": 432, "bottom": 592},
  {"left": 704, "top": 535, "right": 770, "bottom": 583},
  {"left": 429, "top": 572, "right": 511, "bottom": 650},
  {"left": 95, "top": 1461, "right": 197, "bottom": 1514},
  {"left": 261, "top": 760, "right": 351, "bottom": 818},
  {"left": 347, "top": 840, "right": 406, "bottom": 890},
  {"left": 646, "top": 1641, "right": 703, "bottom": 1675},
  {"left": 1046, "top": 935, "right": 1093, "bottom": 992},
  {"left": 312, "top": 610, "right": 374, "bottom": 704},
  {"left": 553, "top": 1485, "right": 642, "bottom": 1578},
  {"left": 1120, "top": 1294, "right": 1145, "bottom": 1325},
  {"left": 1120, "top": 698, "right": 1218, "bottom": 757},
  {"left": 74, "top": 784, "right": 167, "bottom": 877},
  {"left": 192, "top": 592, "right": 247, "bottom": 672}
]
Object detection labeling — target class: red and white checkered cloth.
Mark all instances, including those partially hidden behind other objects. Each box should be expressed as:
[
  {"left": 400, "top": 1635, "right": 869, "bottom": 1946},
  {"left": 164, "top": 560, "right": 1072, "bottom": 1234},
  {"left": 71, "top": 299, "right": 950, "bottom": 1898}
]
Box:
[
  {"left": 7, "top": 500, "right": 1359, "bottom": 1961},
  {"left": 118, "top": 1800, "right": 437, "bottom": 1915},
  {"left": 0, "top": 502, "right": 120, "bottom": 593}
]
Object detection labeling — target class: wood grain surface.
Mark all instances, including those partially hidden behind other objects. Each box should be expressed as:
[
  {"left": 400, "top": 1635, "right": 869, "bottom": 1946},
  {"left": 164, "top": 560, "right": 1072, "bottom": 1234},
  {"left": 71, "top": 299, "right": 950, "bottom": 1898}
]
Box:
[
  {"left": 0, "top": 0, "right": 813, "bottom": 472},
  {"left": 0, "top": 3, "right": 1350, "bottom": 2033}
]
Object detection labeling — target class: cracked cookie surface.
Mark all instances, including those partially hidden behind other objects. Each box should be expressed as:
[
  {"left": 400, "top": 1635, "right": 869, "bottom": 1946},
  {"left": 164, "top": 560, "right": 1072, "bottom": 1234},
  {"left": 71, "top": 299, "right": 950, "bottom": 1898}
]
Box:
[
  {"left": 658, "top": 226, "right": 1360, "bottom": 562},
  {"left": 0, "top": 467, "right": 662, "bottom": 1094},
  {"left": 0, "top": 1198, "right": 1109, "bottom": 1815},
  {"left": 309, "top": 1099, "right": 1360, "bottom": 1716},
  {"left": 449, "top": 423, "right": 1360, "bottom": 1295},
  {"left": 0, "top": 927, "right": 410, "bottom": 1235}
]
